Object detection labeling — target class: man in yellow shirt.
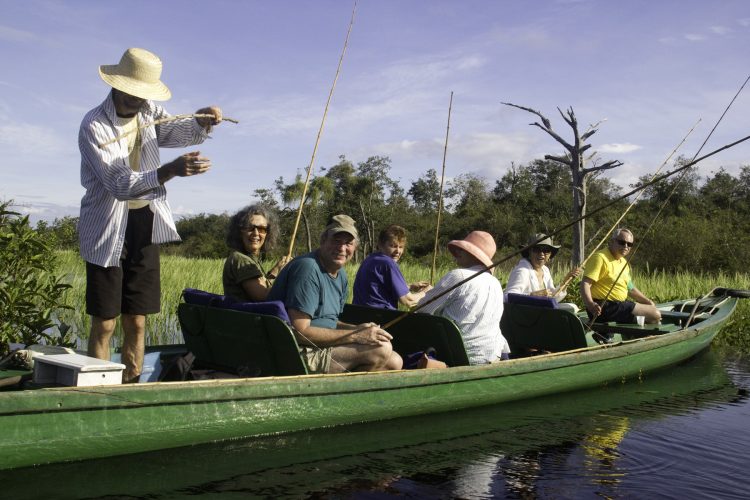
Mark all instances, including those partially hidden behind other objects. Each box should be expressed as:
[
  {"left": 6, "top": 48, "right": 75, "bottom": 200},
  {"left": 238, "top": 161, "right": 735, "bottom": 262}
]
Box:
[{"left": 580, "top": 228, "right": 661, "bottom": 324}]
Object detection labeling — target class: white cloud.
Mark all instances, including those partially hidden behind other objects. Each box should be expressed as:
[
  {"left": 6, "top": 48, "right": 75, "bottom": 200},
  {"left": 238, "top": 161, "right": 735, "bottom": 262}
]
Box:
[
  {"left": 0, "top": 122, "right": 68, "bottom": 157},
  {"left": 709, "top": 26, "right": 731, "bottom": 35},
  {"left": 0, "top": 25, "right": 36, "bottom": 42},
  {"left": 684, "top": 34, "right": 706, "bottom": 42},
  {"left": 738, "top": 18, "right": 750, "bottom": 27},
  {"left": 599, "top": 143, "right": 642, "bottom": 154}
]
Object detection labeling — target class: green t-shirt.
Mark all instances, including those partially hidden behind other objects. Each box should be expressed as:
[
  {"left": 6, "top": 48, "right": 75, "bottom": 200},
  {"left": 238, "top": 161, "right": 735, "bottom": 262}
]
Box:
[
  {"left": 267, "top": 251, "right": 347, "bottom": 329},
  {"left": 222, "top": 250, "right": 264, "bottom": 302}
]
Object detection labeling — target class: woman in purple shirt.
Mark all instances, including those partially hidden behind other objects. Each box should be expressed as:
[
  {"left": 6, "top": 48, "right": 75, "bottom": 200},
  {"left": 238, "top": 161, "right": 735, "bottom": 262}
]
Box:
[{"left": 353, "top": 225, "right": 431, "bottom": 309}]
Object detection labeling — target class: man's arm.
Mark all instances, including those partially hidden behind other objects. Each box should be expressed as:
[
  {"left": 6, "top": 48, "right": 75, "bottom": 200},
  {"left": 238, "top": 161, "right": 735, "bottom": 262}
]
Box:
[
  {"left": 288, "top": 309, "right": 392, "bottom": 347},
  {"left": 628, "top": 287, "right": 655, "bottom": 306},
  {"left": 580, "top": 278, "right": 602, "bottom": 317}
]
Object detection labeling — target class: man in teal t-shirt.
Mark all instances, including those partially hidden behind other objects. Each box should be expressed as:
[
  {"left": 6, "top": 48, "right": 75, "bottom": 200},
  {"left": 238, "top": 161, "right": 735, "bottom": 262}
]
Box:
[{"left": 268, "top": 215, "right": 402, "bottom": 374}]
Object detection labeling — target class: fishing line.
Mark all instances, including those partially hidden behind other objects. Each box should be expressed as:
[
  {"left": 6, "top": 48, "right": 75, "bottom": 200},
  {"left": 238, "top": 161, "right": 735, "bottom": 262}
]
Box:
[
  {"left": 586, "top": 74, "right": 750, "bottom": 329},
  {"left": 552, "top": 117, "right": 701, "bottom": 298},
  {"left": 381, "top": 131, "right": 750, "bottom": 330}
]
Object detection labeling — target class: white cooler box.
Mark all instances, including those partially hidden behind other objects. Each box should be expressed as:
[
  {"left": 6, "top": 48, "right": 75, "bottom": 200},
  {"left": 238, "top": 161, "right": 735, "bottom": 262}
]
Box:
[{"left": 33, "top": 353, "right": 125, "bottom": 387}]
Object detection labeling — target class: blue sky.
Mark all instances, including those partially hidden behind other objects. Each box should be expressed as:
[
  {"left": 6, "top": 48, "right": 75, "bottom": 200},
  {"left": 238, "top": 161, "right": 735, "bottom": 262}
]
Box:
[{"left": 2, "top": 0, "right": 749, "bottom": 223}]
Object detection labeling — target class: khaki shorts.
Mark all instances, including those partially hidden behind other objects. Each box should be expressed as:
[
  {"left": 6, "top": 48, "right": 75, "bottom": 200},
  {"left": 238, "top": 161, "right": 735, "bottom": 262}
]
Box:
[{"left": 299, "top": 346, "right": 332, "bottom": 374}]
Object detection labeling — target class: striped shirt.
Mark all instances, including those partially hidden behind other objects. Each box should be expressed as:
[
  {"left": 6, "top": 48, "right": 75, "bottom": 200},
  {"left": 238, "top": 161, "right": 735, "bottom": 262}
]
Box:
[
  {"left": 418, "top": 265, "right": 509, "bottom": 364},
  {"left": 78, "top": 92, "right": 208, "bottom": 267}
]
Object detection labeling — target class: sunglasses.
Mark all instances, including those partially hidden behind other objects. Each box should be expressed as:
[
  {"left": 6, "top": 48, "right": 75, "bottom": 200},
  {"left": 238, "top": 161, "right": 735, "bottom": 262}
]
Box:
[
  {"left": 242, "top": 224, "right": 268, "bottom": 235},
  {"left": 531, "top": 246, "right": 554, "bottom": 254},
  {"left": 616, "top": 239, "right": 634, "bottom": 247}
]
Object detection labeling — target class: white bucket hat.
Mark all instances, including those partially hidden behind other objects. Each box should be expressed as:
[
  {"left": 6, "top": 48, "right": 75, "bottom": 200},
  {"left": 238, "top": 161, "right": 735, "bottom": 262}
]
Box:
[{"left": 98, "top": 48, "right": 172, "bottom": 101}]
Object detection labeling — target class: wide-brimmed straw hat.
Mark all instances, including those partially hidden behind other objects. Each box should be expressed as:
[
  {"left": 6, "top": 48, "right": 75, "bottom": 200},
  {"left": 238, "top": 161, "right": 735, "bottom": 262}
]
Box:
[
  {"left": 99, "top": 48, "right": 172, "bottom": 101},
  {"left": 520, "top": 233, "right": 561, "bottom": 258},
  {"left": 447, "top": 231, "right": 496, "bottom": 268}
]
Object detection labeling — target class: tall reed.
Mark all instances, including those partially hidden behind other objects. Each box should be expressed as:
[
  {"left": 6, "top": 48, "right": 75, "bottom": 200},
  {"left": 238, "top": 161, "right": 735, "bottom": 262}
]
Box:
[{"left": 55, "top": 251, "right": 750, "bottom": 351}]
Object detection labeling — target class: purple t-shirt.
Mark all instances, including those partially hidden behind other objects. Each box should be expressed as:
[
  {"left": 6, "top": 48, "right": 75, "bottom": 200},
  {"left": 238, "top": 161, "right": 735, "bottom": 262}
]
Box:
[{"left": 353, "top": 252, "right": 409, "bottom": 309}]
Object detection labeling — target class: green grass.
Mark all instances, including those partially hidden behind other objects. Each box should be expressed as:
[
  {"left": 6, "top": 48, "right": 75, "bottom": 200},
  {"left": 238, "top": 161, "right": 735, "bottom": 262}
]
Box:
[{"left": 54, "top": 250, "right": 750, "bottom": 352}]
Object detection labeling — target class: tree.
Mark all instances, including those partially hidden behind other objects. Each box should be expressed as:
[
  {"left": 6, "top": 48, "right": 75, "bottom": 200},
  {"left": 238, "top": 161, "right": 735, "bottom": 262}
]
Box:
[
  {"left": 408, "top": 169, "right": 441, "bottom": 213},
  {"left": 0, "top": 201, "right": 73, "bottom": 354},
  {"left": 503, "top": 104, "right": 623, "bottom": 265}
]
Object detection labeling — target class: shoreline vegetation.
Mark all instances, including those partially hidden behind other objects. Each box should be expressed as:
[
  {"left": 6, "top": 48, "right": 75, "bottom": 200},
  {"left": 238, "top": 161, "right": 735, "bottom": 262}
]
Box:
[{"left": 55, "top": 250, "right": 750, "bottom": 353}]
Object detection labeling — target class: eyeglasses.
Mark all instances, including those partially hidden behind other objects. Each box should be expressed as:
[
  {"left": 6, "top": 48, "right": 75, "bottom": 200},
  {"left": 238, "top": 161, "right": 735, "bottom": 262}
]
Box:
[
  {"left": 616, "top": 239, "right": 634, "bottom": 247},
  {"left": 531, "top": 246, "right": 553, "bottom": 254},
  {"left": 242, "top": 224, "right": 268, "bottom": 235}
]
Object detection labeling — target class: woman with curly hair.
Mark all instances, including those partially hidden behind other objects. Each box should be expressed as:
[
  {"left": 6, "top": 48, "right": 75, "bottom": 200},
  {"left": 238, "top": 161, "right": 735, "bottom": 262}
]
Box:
[{"left": 222, "top": 204, "right": 290, "bottom": 302}]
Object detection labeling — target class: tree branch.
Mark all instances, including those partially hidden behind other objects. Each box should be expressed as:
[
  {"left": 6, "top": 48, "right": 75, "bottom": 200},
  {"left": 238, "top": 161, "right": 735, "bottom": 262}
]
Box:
[
  {"left": 545, "top": 154, "right": 572, "bottom": 166},
  {"left": 584, "top": 160, "right": 623, "bottom": 174}
]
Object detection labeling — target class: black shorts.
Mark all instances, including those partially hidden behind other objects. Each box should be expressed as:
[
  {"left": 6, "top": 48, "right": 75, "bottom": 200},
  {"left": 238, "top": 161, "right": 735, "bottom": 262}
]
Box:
[
  {"left": 590, "top": 300, "right": 636, "bottom": 323},
  {"left": 86, "top": 206, "right": 160, "bottom": 318}
]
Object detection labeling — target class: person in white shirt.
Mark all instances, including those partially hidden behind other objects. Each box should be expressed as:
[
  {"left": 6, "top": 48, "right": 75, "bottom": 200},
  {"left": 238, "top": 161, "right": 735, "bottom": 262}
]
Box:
[
  {"left": 79, "top": 47, "right": 223, "bottom": 383},
  {"left": 417, "top": 231, "right": 510, "bottom": 364},
  {"left": 505, "top": 233, "right": 581, "bottom": 313}
]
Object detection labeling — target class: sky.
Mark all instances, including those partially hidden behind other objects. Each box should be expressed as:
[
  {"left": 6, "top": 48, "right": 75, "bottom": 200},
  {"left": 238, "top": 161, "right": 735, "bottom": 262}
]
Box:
[{"left": 2, "top": 0, "right": 749, "bottom": 223}]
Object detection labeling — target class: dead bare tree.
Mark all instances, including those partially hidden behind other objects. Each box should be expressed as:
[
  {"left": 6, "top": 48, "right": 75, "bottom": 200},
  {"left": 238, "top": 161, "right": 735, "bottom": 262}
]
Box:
[{"left": 502, "top": 103, "right": 623, "bottom": 265}]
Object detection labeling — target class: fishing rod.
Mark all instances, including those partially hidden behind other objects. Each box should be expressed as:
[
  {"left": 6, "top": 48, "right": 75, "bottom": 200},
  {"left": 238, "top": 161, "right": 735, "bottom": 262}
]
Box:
[
  {"left": 430, "top": 91, "right": 453, "bottom": 284},
  {"left": 585, "top": 74, "right": 750, "bottom": 329},
  {"left": 381, "top": 131, "right": 750, "bottom": 330},
  {"left": 286, "top": 1, "right": 357, "bottom": 259},
  {"left": 552, "top": 117, "right": 702, "bottom": 297},
  {"left": 98, "top": 113, "right": 239, "bottom": 149}
]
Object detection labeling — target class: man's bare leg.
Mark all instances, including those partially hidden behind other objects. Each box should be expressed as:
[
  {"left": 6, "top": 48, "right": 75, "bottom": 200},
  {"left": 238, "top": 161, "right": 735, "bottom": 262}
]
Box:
[
  {"left": 88, "top": 316, "right": 116, "bottom": 360},
  {"left": 121, "top": 313, "right": 146, "bottom": 383}
]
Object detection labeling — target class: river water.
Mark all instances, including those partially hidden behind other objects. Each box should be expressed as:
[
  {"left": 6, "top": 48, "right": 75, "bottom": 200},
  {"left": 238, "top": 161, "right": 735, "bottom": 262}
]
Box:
[{"left": 4, "top": 347, "right": 749, "bottom": 499}]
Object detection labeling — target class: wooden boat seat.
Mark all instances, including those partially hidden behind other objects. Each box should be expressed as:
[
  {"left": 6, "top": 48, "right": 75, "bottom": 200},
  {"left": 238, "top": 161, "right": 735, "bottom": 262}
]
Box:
[
  {"left": 591, "top": 322, "right": 682, "bottom": 339},
  {"left": 501, "top": 295, "right": 590, "bottom": 355},
  {"left": 178, "top": 290, "right": 307, "bottom": 377},
  {"left": 340, "top": 304, "right": 471, "bottom": 367}
]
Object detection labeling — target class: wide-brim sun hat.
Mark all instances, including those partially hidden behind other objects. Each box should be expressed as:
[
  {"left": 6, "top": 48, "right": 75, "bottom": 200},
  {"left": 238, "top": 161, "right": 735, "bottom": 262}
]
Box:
[
  {"left": 99, "top": 48, "right": 172, "bottom": 101},
  {"left": 520, "top": 233, "right": 561, "bottom": 259},
  {"left": 447, "top": 231, "right": 496, "bottom": 268}
]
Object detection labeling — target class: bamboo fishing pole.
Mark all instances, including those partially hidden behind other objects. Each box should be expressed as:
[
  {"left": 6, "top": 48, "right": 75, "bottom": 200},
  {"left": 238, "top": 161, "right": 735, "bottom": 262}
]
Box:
[
  {"left": 430, "top": 91, "right": 453, "bottom": 284},
  {"left": 585, "top": 74, "right": 750, "bottom": 329},
  {"left": 380, "top": 131, "right": 750, "bottom": 330},
  {"left": 551, "top": 117, "right": 702, "bottom": 297},
  {"left": 98, "top": 113, "right": 239, "bottom": 149},
  {"left": 286, "top": 2, "right": 357, "bottom": 259}
]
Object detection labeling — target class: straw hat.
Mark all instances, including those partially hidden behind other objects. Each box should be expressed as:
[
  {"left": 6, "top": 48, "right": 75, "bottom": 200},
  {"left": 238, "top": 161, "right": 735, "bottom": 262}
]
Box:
[
  {"left": 447, "top": 231, "right": 496, "bottom": 267},
  {"left": 98, "top": 48, "right": 172, "bottom": 101},
  {"left": 520, "top": 233, "right": 561, "bottom": 258}
]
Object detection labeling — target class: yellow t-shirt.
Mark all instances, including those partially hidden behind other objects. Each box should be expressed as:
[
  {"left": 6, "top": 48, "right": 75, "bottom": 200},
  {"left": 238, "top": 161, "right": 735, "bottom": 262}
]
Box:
[
  {"left": 583, "top": 249, "right": 631, "bottom": 302},
  {"left": 115, "top": 114, "right": 149, "bottom": 210}
]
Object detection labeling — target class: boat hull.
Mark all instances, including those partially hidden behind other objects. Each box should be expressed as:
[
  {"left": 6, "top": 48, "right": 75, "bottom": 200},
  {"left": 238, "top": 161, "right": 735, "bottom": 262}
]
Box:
[{"left": 0, "top": 297, "right": 736, "bottom": 470}]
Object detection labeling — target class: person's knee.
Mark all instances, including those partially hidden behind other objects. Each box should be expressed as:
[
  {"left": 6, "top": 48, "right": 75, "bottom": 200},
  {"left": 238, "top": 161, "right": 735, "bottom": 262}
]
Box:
[
  {"left": 91, "top": 316, "right": 116, "bottom": 336},
  {"left": 360, "top": 343, "right": 395, "bottom": 370}
]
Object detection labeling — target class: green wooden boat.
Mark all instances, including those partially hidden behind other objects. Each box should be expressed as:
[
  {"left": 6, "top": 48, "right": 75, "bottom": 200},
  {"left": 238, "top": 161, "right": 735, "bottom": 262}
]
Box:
[{"left": 0, "top": 287, "right": 743, "bottom": 470}]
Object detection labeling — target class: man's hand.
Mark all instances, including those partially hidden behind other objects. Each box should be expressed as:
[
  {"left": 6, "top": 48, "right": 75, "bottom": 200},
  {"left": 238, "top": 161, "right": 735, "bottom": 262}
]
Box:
[
  {"left": 195, "top": 106, "right": 222, "bottom": 132},
  {"left": 158, "top": 151, "right": 210, "bottom": 184},
  {"left": 584, "top": 301, "right": 602, "bottom": 317},
  {"left": 410, "top": 281, "right": 431, "bottom": 293},
  {"left": 349, "top": 323, "right": 393, "bottom": 346}
]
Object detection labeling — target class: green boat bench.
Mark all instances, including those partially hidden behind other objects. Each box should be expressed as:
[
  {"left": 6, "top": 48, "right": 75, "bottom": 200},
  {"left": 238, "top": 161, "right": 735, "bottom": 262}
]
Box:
[
  {"left": 178, "top": 289, "right": 308, "bottom": 377},
  {"left": 501, "top": 294, "right": 594, "bottom": 356},
  {"left": 340, "top": 304, "right": 471, "bottom": 367}
]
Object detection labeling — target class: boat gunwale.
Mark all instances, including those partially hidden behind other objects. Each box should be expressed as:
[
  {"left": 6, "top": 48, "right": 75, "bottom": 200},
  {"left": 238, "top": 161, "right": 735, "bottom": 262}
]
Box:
[{"left": 0, "top": 297, "right": 736, "bottom": 416}]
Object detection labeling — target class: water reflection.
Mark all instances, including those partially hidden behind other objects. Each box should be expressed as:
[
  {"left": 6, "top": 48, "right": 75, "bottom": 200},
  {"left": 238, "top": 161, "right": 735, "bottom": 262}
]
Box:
[{"left": 2, "top": 348, "right": 748, "bottom": 499}]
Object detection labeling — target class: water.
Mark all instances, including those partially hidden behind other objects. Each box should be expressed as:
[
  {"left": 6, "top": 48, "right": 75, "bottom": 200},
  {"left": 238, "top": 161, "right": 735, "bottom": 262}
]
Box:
[{"left": 3, "top": 348, "right": 749, "bottom": 499}]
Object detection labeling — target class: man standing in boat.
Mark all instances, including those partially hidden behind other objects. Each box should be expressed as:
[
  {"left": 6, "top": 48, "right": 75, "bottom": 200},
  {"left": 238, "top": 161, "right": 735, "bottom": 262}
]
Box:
[
  {"left": 268, "top": 215, "right": 403, "bottom": 373},
  {"left": 580, "top": 228, "right": 661, "bottom": 325},
  {"left": 79, "top": 47, "right": 223, "bottom": 383}
]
